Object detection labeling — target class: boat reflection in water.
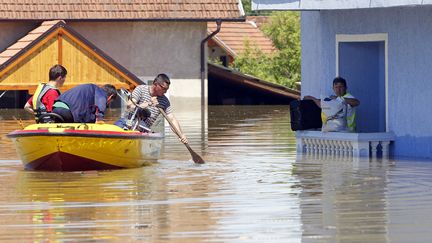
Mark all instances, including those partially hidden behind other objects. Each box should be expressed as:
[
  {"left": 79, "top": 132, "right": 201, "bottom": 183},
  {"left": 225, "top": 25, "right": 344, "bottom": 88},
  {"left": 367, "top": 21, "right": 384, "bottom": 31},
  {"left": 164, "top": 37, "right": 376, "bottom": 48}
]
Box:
[
  {"left": 12, "top": 167, "right": 159, "bottom": 241},
  {"left": 7, "top": 123, "right": 162, "bottom": 171}
]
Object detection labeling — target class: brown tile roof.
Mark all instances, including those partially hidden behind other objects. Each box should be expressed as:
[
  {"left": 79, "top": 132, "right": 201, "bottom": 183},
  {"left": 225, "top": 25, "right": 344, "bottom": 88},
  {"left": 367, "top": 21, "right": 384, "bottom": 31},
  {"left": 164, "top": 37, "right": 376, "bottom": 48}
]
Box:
[
  {"left": 0, "top": 20, "right": 63, "bottom": 66},
  {"left": 0, "top": 0, "right": 244, "bottom": 20},
  {"left": 208, "top": 20, "right": 275, "bottom": 57}
]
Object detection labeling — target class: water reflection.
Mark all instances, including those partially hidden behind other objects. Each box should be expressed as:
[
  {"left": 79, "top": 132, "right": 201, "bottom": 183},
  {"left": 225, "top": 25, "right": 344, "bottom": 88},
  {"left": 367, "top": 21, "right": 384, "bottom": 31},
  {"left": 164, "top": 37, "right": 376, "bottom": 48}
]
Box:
[
  {"left": 1, "top": 107, "right": 432, "bottom": 241},
  {"left": 294, "top": 155, "right": 392, "bottom": 242}
]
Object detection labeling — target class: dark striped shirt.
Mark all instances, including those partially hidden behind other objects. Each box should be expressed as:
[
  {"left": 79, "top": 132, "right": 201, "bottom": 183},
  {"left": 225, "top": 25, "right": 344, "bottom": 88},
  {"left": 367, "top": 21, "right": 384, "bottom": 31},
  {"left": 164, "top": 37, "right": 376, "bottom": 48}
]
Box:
[{"left": 130, "top": 84, "right": 172, "bottom": 127}]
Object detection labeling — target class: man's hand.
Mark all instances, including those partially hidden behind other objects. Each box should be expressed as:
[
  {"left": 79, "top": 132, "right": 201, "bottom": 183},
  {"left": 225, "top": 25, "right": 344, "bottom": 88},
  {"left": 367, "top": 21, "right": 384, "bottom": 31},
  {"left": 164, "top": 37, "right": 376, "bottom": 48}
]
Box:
[
  {"left": 149, "top": 97, "right": 159, "bottom": 107},
  {"left": 179, "top": 135, "right": 188, "bottom": 144},
  {"left": 138, "top": 103, "right": 149, "bottom": 109},
  {"left": 303, "top": 95, "right": 321, "bottom": 108},
  {"left": 96, "top": 120, "right": 105, "bottom": 124}
]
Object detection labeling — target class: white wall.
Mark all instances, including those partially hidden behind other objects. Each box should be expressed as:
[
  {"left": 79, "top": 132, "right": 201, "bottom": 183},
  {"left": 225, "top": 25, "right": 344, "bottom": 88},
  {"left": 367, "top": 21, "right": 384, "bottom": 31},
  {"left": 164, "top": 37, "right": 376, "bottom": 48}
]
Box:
[{"left": 70, "top": 21, "right": 207, "bottom": 99}]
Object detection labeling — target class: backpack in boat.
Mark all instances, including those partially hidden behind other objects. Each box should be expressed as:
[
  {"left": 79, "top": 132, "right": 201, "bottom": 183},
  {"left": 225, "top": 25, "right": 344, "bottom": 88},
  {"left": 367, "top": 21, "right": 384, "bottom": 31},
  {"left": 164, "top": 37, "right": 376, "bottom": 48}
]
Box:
[{"left": 289, "top": 100, "right": 322, "bottom": 131}]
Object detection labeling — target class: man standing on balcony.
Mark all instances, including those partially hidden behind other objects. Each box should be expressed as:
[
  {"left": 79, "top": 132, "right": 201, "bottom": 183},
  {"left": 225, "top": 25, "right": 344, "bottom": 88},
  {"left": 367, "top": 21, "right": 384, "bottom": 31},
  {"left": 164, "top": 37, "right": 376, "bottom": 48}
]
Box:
[{"left": 304, "top": 77, "right": 360, "bottom": 132}]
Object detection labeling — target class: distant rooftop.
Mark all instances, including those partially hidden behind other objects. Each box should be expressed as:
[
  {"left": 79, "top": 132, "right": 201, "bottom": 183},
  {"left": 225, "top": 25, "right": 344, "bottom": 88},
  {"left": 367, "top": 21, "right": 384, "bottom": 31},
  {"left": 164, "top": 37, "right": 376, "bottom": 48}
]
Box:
[{"left": 208, "top": 18, "right": 275, "bottom": 57}]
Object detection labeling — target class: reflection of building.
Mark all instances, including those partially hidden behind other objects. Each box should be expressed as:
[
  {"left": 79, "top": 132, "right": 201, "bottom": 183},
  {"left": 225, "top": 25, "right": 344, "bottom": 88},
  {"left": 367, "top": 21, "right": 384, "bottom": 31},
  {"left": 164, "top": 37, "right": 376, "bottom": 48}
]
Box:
[
  {"left": 252, "top": 1, "right": 432, "bottom": 159},
  {"left": 294, "top": 155, "right": 389, "bottom": 241}
]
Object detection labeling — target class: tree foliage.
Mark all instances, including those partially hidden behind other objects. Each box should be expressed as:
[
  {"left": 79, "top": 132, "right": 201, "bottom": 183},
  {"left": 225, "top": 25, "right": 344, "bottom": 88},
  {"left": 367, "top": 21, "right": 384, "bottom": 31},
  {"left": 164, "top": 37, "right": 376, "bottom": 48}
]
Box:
[
  {"left": 233, "top": 11, "right": 301, "bottom": 89},
  {"left": 241, "top": 0, "right": 252, "bottom": 15}
]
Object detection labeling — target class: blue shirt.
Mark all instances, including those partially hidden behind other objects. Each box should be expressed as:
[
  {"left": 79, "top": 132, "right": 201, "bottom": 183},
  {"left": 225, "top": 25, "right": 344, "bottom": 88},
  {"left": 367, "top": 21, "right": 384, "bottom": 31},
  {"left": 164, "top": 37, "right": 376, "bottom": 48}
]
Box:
[{"left": 56, "top": 84, "right": 108, "bottom": 123}]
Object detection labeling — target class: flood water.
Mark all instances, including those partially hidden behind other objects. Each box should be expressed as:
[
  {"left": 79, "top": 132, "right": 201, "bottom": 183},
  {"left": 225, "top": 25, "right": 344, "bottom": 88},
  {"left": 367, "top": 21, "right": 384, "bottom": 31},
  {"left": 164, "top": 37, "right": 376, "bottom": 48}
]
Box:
[{"left": 1, "top": 106, "right": 432, "bottom": 242}]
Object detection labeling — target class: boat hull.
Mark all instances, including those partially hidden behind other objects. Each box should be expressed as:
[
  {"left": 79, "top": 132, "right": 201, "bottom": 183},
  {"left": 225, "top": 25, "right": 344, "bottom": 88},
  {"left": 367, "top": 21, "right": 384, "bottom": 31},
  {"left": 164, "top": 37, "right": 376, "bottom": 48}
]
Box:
[{"left": 7, "top": 123, "right": 163, "bottom": 171}]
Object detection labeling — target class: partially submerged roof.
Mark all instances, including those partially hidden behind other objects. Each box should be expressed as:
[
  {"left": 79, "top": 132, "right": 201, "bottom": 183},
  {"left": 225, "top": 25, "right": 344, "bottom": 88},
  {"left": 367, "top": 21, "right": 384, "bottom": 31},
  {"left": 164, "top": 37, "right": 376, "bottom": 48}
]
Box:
[
  {"left": 208, "top": 19, "right": 275, "bottom": 57},
  {"left": 0, "top": 20, "right": 143, "bottom": 92},
  {"left": 208, "top": 62, "right": 300, "bottom": 102},
  {"left": 252, "top": 0, "right": 432, "bottom": 11},
  {"left": 0, "top": 0, "right": 244, "bottom": 21}
]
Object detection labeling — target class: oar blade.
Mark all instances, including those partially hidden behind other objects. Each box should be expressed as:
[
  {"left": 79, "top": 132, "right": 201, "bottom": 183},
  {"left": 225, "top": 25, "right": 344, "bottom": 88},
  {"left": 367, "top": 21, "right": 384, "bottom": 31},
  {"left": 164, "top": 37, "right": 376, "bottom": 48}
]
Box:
[
  {"left": 191, "top": 152, "right": 205, "bottom": 164},
  {"left": 185, "top": 144, "right": 205, "bottom": 164}
]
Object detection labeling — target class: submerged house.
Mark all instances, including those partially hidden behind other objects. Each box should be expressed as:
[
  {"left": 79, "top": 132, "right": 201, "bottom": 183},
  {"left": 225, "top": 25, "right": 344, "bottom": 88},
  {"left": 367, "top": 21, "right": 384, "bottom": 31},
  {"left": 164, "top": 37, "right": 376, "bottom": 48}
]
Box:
[
  {"left": 206, "top": 18, "right": 299, "bottom": 105},
  {"left": 253, "top": 1, "right": 432, "bottom": 159},
  {"left": 0, "top": 0, "right": 245, "bottom": 110}
]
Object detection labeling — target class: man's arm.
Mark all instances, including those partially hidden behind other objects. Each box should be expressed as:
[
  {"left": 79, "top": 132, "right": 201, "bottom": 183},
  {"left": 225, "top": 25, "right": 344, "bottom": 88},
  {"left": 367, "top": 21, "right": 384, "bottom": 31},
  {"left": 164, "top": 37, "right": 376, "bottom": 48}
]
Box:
[
  {"left": 166, "top": 113, "right": 188, "bottom": 144},
  {"left": 343, "top": 97, "right": 360, "bottom": 107},
  {"left": 94, "top": 90, "right": 108, "bottom": 122},
  {"left": 24, "top": 102, "right": 34, "bottom": 114},
  {"left": 303, "top": 95, "right": 321, "bottom": 107},
  {"left": 24, "top": 96, "right": 34, "bottom": 114},
  {"left": 329, "top": 95, "right": 360, "bottom": 107}
]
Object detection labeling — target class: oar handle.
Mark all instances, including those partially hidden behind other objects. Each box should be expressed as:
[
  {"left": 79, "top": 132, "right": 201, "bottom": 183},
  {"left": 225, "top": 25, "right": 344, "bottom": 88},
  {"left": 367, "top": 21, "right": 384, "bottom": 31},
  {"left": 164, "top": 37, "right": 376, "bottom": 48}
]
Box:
[{"left": 158, "top": 107, "right": 183, "bottom": 139}]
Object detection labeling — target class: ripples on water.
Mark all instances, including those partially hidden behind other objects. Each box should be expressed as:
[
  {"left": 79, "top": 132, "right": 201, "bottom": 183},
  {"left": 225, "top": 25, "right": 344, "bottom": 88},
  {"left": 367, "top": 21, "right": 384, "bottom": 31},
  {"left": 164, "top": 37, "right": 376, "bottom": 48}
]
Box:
[{"left": 1, "top": 107, "right": 432, "bottom": 242}]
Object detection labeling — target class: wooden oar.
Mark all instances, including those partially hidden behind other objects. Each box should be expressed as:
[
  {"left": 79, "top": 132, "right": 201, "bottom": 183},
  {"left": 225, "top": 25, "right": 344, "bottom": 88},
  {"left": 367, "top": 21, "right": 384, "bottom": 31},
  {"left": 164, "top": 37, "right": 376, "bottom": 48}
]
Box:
[
  {"left": 158, "top": 107, "right": 205, "bottom": 164},
  {"left": 12, "top": 116, "right": 25, "bottom": 129}
]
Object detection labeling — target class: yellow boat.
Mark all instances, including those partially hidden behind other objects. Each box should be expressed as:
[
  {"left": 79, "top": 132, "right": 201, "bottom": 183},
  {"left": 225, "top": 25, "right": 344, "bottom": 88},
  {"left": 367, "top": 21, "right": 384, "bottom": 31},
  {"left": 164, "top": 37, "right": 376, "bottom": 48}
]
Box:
[{"left": 7, "top": 123, "right": 163, "bottom": 171}]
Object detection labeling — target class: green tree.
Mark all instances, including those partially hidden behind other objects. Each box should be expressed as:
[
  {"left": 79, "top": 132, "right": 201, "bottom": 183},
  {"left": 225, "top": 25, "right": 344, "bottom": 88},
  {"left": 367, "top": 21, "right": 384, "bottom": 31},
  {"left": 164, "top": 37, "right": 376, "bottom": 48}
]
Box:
[
  {"left": 233, "top": 11, "right": 301, "bottom": 89},
  {"left": 241, "top": 0, "right": 252, "bottom": 15}
]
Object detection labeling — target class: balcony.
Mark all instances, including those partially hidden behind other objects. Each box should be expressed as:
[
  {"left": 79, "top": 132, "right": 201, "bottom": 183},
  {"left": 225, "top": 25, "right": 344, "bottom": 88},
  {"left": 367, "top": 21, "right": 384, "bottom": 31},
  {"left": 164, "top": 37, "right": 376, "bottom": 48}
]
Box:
[{"left": 296, "top": 131, "right": 395, "bottom": 158}]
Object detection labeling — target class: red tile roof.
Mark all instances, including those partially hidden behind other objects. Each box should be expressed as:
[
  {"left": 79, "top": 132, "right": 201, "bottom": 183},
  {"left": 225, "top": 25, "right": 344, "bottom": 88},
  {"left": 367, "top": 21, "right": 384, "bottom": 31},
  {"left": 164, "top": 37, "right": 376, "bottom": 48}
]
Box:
[
  {"left": 0, "top": 0, "right": 244, "bottom": 20},
  {"left": 208, "top": 19, "right": 275, "bottom": 57},
  {"left": 0, "top": 20, "right": 63, "bottom": 66}
]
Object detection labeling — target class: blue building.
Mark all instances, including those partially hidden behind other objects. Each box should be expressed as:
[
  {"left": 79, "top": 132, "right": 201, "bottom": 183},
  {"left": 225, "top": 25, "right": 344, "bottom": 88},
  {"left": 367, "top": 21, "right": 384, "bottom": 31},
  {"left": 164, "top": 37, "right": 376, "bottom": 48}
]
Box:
[{"left": 253, "top": 1, "right": 432, "bottom": 159}]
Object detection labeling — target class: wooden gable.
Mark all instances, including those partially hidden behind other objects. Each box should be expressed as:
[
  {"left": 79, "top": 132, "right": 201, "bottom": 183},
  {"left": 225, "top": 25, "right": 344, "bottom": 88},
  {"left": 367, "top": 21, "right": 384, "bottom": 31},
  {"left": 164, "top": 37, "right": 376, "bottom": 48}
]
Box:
[{"left": 0, "top": 20, "right": 143, "bottom": 93}]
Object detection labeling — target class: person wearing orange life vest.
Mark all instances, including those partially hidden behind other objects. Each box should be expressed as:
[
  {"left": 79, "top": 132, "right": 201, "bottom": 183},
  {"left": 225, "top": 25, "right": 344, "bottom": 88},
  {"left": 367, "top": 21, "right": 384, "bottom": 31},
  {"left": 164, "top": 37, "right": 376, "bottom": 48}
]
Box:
[
  {"left": 24, "top": 65, "right": 67, "bottom": 123},
  {"left": 304, "top": 77, "right": 360, "bottom": 132}
]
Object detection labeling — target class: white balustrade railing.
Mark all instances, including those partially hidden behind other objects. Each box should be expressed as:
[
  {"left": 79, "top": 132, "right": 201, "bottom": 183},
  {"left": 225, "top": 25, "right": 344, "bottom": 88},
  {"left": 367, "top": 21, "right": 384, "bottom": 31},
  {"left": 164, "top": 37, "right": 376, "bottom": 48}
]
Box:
[{"left": 296, "top": 131, "right": 395, "bottom": 158}]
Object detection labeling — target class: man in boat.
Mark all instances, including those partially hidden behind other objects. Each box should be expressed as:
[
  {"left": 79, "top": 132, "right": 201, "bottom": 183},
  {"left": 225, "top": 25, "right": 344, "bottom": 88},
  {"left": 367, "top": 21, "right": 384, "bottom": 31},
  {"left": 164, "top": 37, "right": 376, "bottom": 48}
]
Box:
[
  {"left": 115, "top": 73, "right": 189, "bottom": 144},
  {"left": 23, "top": 64, "right": 67, "bottom": 123},
  {"left": 304, "top": 76, "right": 360, "bottom": 132},
  {"left": 52, "top": 84, "right": 117, "bottom": 123}
]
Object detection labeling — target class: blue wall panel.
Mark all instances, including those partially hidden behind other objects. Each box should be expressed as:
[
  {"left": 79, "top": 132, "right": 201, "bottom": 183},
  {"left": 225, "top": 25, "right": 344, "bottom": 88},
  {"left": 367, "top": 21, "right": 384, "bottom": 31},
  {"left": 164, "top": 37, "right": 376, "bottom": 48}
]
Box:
[{"left": 339, "top": 41, "right": 385, "bottom": 132}]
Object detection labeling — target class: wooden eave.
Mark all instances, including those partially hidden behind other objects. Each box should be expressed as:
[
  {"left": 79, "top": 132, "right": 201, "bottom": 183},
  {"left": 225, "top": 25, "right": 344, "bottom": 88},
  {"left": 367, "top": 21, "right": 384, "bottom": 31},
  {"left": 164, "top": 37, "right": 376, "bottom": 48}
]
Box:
[
  {"left": 0, "top": 20, "right": 143, "bottom": 91},
  {"left": 208, "top": 63, "right": 300, "bottom": 99}
]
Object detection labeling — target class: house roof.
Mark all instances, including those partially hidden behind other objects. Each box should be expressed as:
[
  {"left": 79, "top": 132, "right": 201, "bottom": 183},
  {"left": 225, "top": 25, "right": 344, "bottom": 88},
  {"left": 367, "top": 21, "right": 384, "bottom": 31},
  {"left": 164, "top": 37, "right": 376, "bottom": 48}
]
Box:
[
  {"left": 208, "top": 19, "right": 275, "bottom": 57},
  {"left": 0, "top": 20, "right": 61, "bottom": 67},
  {"left": 252, "top": 0, "right": 432, "bottom": 11},
  {"left": 0, "top": 0, "right": 244, "bottom": 21},
  {"left": 208, "top": 62, "right": 300, "bottom": 100},
  {"left": 0, "top": 20, "right": 143, "bottom": 91}
]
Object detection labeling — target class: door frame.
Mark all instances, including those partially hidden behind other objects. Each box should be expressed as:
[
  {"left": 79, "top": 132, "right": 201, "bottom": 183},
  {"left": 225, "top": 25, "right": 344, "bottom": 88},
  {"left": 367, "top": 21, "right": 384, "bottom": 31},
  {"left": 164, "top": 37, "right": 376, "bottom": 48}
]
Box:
[{"left": 336, "top": 33, "right": 389, "bottom": 132}]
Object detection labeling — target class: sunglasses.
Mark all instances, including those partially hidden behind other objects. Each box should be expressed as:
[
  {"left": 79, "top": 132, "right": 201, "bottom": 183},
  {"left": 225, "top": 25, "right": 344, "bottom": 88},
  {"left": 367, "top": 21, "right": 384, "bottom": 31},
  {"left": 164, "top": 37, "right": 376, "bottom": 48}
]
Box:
[{"left": 157, "top": 83, "right": 169, "bottom": 91}]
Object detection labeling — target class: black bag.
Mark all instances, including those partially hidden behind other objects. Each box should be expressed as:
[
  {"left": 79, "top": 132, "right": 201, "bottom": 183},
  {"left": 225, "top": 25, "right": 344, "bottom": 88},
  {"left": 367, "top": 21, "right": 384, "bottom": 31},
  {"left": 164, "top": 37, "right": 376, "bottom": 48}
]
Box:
[{"left": 289, "top": 100, "right": 322, "bottom": 131}]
